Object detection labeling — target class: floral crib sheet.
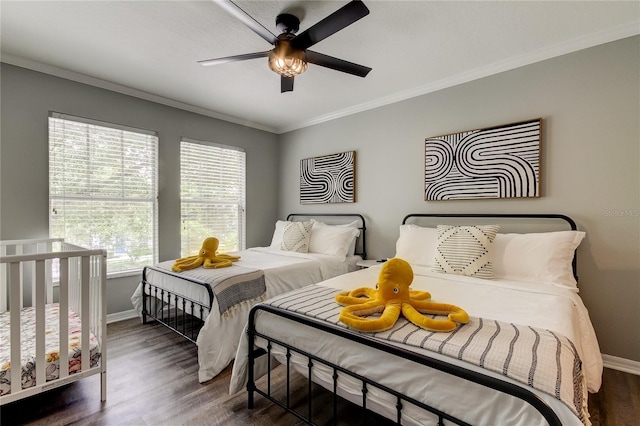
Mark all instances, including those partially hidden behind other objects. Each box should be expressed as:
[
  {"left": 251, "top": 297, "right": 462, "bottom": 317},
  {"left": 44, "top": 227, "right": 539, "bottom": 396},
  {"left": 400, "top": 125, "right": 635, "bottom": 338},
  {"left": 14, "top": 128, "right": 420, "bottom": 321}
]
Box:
[{"left": 0, "top": 303, "right": 101, "bottom": 395}]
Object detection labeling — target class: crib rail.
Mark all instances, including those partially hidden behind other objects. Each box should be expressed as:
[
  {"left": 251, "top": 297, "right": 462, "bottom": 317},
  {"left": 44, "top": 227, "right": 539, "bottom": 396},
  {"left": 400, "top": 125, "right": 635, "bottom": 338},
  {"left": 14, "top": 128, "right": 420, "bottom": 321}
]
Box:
[{"left": 0, "top": 239, "right": 107, "bottom": 405}]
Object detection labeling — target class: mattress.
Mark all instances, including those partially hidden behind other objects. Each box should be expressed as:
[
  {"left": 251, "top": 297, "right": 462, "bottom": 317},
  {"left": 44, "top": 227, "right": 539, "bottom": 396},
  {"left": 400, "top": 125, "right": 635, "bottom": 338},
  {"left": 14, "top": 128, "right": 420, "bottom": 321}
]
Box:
[
  {"left": 230, "top": 264, "right": 603, "bottom": 426},
  {"left": 0, "top": 303, "right": 101, "bottom": 395}
]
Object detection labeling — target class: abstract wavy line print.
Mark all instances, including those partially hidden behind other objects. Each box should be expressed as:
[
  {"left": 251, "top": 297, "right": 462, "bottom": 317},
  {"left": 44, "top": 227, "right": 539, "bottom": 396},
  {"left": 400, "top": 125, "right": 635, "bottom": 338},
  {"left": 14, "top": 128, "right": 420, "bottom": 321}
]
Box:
[
  {"left": 425, "top": 119, "right": 540, "bottom": 200},
  {"left": 300, "top": 151, "right": 355, "bottom": 204}
]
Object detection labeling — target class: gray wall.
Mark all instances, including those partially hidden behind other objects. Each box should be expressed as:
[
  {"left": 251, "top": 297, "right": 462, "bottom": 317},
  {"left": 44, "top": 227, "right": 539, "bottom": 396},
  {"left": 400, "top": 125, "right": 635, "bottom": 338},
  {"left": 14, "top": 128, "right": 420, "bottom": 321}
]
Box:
[
  {"left": 0, "top": 63, "right": 280, "bottom": 314},
  {"left": 277, "top": 36, "right": 640, "bottom": 362}
]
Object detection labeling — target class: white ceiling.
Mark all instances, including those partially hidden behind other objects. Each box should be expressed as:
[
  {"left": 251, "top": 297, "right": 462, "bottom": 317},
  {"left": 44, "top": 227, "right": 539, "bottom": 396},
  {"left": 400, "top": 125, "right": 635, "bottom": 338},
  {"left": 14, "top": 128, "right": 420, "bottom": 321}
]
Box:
[{"left": 2, "top": 1, "right": 639, "bottom": 134}]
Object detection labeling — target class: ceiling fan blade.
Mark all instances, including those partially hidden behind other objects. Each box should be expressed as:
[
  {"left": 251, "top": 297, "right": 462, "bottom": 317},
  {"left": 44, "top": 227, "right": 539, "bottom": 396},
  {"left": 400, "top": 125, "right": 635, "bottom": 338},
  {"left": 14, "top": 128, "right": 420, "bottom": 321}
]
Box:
[
  {"left": 291, "top": 0, "right": 369, "bottom": 50},
  {"left": 198, "top": 51, "right": 270, "bottom": 66},
  {"left": 214, "top": 0, "right": 277, "bottom": 45},
  {"left": 281, "top": 76, "right": 294, "bottom": 93},
  {"left": 306, "top": 51, "right": 371, "bottom": 77}
]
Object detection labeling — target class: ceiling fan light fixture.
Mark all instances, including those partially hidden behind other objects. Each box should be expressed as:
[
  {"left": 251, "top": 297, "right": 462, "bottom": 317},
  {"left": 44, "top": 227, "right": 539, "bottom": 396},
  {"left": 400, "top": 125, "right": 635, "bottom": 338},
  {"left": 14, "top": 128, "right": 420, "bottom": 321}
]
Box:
[
  {"left": 268, "top": 38, "right": 307, "bottom": 77},
  {"left": 205, "top": 1, "right": 371, "bottom": 91},
  {"left": 269, "top": 54, "right": 307, "bottom": 77}
]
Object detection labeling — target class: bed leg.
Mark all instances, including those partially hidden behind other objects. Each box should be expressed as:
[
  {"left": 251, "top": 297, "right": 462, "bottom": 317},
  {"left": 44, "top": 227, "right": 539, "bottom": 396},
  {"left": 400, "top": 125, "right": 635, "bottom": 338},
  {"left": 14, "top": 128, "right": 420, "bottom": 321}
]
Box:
[
  {"left": 247, "top": 317, "right": 256, "bottom": 409},
  {"left": 247, "top": 362, "right": 256, "bottom": 408},
  {"left": 141, "top": 269, "right": 148, "bottom": 324},
  {"left": 101, "top": 369, "right": 107, "bottom": 402},
  {"left": 141, "top": 291, "right": 146, "bottom": 323},
  {"left": 248, "top": 386, "right": 255, "bottom": 409},
  {"left": 247, "top": 335, "right": 255, "bottom": 409}
]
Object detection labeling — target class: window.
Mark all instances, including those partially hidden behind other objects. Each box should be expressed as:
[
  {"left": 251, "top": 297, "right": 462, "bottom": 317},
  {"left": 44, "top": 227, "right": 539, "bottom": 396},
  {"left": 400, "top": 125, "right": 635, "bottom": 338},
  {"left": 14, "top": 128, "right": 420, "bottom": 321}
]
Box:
[
  {"left": 180, "top": 138, "right": 246, "bottom": 256},
  {"left": 49, "top": 112, "right": 158, "bottom": 275}
]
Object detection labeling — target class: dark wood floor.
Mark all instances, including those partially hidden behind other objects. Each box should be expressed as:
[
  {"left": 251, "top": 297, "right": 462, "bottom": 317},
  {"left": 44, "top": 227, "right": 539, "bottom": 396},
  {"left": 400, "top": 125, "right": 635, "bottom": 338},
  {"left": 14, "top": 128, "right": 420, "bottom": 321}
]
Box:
[{"left": 1, "top": 318, "right": 638, "bottom": 425}]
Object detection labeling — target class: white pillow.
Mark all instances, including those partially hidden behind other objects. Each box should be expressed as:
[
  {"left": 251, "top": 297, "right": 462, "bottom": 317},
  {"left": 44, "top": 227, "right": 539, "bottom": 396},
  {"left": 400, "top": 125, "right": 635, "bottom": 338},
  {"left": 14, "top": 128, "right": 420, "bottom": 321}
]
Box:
[
  {"left": 493, "top": 230, "right": 585, "bottom": 287},
  {"left": 269, "top": 220, "right": 288, "bottom": 249},
  {"left": 281, "top": 220, "right": 313, "bottom": 252},
  {"left": 310, "top": 219, "right": 361, "bottom": 257},
  {"left": 433, "top": 224, "right": 500, "bottom": 279},
  {"left": 309, "top": 221, "right": 360, "bottom": 260},
  {"left": 394, "top": 224, "right": 438, "bottom": 267}
]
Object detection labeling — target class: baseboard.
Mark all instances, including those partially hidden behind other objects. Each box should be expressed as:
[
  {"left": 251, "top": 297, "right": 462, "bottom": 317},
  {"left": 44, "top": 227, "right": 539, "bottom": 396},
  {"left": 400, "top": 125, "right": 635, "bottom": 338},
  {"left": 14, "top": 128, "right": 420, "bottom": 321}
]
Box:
[
  {"left": 107, "top": 309, "right": 138, "bottom": 324},
  {"left": 602, "top": 354, "right": 640, "bottom": 375}
]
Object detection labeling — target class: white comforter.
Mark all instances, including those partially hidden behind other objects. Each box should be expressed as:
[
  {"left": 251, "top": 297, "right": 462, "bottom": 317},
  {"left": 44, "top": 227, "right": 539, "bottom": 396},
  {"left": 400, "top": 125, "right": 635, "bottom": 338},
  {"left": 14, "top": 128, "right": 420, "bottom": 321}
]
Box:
[
  {"left": 230, "top": 264, "right": 602, "bottom": 426},
  {"left": 131, "top": 247, "right": 359, "bottom": 382}
]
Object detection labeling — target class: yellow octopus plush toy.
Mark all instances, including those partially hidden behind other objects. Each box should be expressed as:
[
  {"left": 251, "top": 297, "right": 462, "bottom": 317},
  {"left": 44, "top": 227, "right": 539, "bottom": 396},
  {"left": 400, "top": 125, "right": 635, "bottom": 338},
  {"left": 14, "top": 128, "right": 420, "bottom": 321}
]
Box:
[
  {"left": 335, "top": 258, "right": 469, "bottom": 332},
  {"left": 171, "top": 237, "right": 240, "bottom": 272}
]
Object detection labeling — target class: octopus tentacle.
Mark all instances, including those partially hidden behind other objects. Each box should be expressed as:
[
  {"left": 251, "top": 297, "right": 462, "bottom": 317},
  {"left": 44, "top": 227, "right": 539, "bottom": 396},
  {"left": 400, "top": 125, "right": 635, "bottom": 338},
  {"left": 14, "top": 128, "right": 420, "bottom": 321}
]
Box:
[
  {"left": 215, "top": 253, "right": 241, "bottom": 262},
  {"left": 173, "top": 255, "right": 198, "bottom": 266},
  {"left": 412, "top": 301, "right": 469, "bottom": 324},
  {"left": 409, "top": 300, "right": 469, "bottom": 324},
  {"left": 402, "top": 303, "right": 459, "bottom": 332},
  {"left": 203, "top": 258, "right": 232, "bottom": 269},
  {"left": 171, "top": 255, "right": 204, "bottom": 272},
  {"left": 372, "top": 303, "right": 403, "bottom": 332},
  {"left": 409, "top": 290, "right": 432, "bottom": 301},
  {"left": 340, "top": 301, "right": 401, "bottom": 332},
  {"left": 340, "top": 299, "right": 385, "bottom": 317},
  {"left": 335, "top": 287, "right": 378, "bottom": 305}
]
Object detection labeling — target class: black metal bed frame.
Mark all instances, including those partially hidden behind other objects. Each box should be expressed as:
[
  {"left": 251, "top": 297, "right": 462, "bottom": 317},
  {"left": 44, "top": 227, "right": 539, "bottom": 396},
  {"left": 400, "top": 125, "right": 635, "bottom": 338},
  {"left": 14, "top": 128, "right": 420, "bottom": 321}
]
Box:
[
  {"left": 141, "top": 213, "right": 367, "bottom": 344},
  {"left": 141, "top": 266, "right": 211, "bottom": 343},
  {"left": 245, "top": 213, "right": 580, "bottom": 425}
]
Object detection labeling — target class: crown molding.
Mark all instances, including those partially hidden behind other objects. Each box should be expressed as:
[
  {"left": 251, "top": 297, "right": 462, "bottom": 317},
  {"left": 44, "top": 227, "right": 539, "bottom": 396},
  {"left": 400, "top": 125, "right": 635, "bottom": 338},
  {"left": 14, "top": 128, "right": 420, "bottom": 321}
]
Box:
[
  {"left": 0, "top": 54, "right": 278, "bottom": 134},
  {"left": 278, "top": 22, "right": 640, "bottom": 134},
  {"left": 2, "top": 21, "right": 638, "bottom": 135}
]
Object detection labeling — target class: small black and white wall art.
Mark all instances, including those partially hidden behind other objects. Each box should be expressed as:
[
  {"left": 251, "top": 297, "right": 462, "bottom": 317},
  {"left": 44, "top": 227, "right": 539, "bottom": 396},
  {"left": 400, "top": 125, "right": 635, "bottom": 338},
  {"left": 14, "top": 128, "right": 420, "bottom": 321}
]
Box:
[
  {"left": 424, "top": 119, "right": 541, "bottom": 201},
  {"left": 300, "top": 151, "right": 356, "bottom": 204}
]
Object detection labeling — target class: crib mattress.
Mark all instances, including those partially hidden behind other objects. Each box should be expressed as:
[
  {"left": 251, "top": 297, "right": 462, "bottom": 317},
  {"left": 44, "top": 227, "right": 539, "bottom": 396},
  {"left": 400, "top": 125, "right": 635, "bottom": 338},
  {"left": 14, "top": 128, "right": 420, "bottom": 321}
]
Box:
[{"left": 0, "top": 303, "right": 101, "bottom": 395}]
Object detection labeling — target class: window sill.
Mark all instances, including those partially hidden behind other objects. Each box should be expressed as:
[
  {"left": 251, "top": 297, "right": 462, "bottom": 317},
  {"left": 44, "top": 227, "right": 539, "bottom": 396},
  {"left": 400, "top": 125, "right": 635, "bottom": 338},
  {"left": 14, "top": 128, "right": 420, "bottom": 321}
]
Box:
[
  {"left": 51, "top": 268, "right": 143, "bottom": 287},
  {"left": 107, "top": 269, "right": 144, "bottom": 280}
]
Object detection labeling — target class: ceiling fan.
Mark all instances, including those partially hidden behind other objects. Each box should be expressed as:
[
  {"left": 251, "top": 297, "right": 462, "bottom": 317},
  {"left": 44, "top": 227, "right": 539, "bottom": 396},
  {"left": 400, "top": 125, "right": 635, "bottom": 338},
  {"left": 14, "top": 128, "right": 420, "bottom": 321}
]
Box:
[{"left": 199, "top": 0, "right": 372, "bottom": 93}]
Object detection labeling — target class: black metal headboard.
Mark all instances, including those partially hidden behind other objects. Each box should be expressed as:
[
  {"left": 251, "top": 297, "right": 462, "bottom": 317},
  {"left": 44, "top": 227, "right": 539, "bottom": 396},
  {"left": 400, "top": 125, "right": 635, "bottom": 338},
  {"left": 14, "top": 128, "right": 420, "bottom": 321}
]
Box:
[
  {"left": 401, "top": 213, "right": 578, "bottom": 282},
  {"left": 286, "top": 213, "right": 366, "bottom": 260}
]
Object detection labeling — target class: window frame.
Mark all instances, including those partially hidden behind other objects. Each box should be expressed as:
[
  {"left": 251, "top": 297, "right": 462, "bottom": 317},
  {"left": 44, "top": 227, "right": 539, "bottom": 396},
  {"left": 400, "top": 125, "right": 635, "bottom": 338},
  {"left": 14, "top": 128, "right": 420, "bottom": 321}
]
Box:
[
  {"left": 179, "top": 137, "right": 246, "bottom": 257},
  {"left": 48, "top": 111, "right": 159, "bottom": 277}
]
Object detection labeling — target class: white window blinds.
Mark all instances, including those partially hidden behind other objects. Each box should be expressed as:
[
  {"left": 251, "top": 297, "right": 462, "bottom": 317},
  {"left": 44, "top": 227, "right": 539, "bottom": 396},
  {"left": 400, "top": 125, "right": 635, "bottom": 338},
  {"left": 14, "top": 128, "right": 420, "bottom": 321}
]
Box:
[
  {"left": 49, "top": 112, "right": 158, "bottom": 274},
  {"left": 180, "top": 138, "right": 246, "bottom": 256}
]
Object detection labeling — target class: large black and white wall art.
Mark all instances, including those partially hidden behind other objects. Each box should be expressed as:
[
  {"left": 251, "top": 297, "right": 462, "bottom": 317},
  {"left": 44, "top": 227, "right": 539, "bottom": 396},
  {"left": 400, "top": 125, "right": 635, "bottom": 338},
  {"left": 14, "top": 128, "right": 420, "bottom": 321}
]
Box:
[
  {"left": 300, "top": 151, "right": 356, "bottom": 204},
  {"left": 425, "top": 119, "right": 541, "bottom": 201}
]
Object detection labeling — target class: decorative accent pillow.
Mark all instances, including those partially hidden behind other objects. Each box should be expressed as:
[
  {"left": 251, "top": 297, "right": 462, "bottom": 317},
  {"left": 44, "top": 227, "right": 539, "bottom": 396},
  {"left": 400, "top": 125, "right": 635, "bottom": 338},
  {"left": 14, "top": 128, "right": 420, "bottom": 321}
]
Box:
[
  {"left": 433, "top": 224, "right": 500, "bottom": 279},
  {"left": 280, "top": 220, "right": 313, "bottom": 252},
  {"left": 394, "top": 224, "right": 438, "bottom": 267},
  {"left": 309, "top": 220, "right": 360, "bottom": 260},
  {"left": 493, "top": 230, "right": 585, "bottom": 287}
]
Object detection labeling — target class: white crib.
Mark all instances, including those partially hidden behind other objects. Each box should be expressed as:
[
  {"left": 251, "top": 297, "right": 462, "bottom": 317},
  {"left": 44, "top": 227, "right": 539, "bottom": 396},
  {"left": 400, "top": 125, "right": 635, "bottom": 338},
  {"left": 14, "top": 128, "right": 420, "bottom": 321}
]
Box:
[{"left": 0, "top": 238, "right": 107, "bottom": 405}]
